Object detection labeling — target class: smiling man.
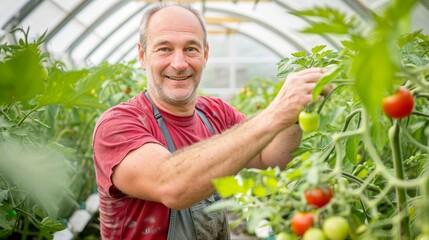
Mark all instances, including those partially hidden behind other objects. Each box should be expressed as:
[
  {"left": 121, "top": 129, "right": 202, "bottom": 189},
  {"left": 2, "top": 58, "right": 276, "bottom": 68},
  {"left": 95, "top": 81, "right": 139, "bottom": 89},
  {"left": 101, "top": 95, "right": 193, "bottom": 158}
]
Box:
[{"left": 92, "top": 3, "right": 327, "bottom": 240}]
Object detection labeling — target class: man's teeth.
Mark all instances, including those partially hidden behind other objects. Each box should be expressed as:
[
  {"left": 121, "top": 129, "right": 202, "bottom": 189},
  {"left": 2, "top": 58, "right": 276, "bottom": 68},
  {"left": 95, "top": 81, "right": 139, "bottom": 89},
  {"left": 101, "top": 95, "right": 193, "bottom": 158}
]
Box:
[{"left": 169, "top": 76, "right": 188, "bottom": 80}]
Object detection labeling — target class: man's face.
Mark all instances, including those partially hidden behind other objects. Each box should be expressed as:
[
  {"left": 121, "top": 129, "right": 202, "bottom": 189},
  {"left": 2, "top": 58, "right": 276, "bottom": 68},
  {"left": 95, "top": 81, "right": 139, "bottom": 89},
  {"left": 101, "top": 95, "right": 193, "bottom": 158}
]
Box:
[{"left": 139, "top": 6, "right": 209, "bottom": 106}]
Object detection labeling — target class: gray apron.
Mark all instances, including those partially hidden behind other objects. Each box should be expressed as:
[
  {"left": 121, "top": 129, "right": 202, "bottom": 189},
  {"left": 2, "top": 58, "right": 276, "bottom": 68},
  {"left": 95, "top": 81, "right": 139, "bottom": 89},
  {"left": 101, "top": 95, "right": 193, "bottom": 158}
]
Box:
[{"left": 145, "top": 91, "right": 231, "bottom": 240}]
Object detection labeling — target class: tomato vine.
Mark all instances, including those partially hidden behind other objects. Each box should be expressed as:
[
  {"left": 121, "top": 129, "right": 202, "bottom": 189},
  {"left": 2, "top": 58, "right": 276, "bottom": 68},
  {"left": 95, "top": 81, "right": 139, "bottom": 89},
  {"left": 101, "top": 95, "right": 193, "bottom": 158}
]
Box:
[{"left": 212, "top": 2, "right": 429, "bottom": 239}]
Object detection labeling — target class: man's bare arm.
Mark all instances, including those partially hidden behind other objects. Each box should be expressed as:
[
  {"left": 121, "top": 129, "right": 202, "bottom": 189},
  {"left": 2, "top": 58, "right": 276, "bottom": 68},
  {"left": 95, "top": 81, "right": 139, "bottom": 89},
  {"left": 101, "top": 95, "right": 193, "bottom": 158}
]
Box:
[{"left": 112, "top": 68, "right": 325, "bottom": 210}]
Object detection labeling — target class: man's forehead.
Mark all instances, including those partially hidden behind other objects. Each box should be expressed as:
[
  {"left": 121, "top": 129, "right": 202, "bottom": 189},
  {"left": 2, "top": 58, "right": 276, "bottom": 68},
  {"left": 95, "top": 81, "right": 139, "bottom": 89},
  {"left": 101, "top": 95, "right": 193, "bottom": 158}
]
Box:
[
  {"left": 149, "top": 6, "right": 200, "bottom": 27},
  {"left": 147, "top": 7, "right": 204, "bottom": 44}
]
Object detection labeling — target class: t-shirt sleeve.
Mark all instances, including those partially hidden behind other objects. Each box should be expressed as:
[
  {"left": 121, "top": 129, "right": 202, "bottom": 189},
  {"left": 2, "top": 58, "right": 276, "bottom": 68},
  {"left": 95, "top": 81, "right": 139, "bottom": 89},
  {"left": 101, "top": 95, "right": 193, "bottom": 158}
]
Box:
[
  {"left": 198, "top": 96, "right": 246, "bottom": 131},
  {"left": 220, "top": 99, "right": 246, "bottom": 127},
  {"left": 92, "top": 107, "right": 160, "bottom": 196}
]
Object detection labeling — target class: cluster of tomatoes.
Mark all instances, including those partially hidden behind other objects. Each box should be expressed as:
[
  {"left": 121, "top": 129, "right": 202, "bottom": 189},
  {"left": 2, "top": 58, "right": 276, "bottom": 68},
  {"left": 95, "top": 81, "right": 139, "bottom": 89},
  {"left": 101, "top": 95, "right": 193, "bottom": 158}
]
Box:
[
  {"left": 277, "top": 186, "right": 350, "bottom": 240},
  {"left": 298, "top": 87, "right": 414, "bottom": 133}
]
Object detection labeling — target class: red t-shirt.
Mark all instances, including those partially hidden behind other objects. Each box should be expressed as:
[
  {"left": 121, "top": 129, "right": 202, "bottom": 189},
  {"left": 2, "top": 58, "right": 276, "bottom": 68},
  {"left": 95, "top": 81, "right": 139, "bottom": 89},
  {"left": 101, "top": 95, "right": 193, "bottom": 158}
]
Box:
[{"left": 92, "top": 92, "right": 245, "bottom": 240}]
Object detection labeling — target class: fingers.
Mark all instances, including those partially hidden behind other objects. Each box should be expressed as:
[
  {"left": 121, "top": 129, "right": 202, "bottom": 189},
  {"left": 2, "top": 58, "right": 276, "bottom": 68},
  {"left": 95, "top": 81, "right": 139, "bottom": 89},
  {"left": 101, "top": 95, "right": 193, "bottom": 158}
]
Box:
[
  {"left": 321, "top": 85, "right": 333, "bottom": 97},
  {"left": 286, "top": 68, "right": 325, "bottom": 84},
  {"left": 293, "top": 68, "right": 325, "bottom": 76}
]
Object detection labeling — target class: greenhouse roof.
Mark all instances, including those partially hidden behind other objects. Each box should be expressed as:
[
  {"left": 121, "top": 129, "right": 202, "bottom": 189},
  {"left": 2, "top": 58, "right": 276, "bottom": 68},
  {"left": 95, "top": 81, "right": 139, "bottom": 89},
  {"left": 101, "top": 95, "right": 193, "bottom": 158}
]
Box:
[{"left": 1, "top": 0, "right": 429, "bottom": 98}]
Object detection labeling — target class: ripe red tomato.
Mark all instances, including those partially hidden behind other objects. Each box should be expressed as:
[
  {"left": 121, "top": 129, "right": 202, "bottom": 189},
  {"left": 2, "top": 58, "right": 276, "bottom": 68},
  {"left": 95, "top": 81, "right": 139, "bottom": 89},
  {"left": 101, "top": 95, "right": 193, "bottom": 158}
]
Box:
[
  {"left": 304, "top": 186, "right": 334, "bottom": 208},
  {"left": 291, "top": 211, "right": 314, "bottom": 236},
  {"left": 382, "top": 87, "right": 414, "bottom": 119}
]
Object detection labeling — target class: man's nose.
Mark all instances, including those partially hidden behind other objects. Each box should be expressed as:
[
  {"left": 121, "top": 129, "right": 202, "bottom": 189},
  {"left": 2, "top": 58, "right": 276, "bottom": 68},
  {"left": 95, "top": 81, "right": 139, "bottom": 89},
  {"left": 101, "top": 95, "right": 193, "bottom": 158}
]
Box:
[{"left": 170, "top": 51, "right": 189, "bottom": 71}]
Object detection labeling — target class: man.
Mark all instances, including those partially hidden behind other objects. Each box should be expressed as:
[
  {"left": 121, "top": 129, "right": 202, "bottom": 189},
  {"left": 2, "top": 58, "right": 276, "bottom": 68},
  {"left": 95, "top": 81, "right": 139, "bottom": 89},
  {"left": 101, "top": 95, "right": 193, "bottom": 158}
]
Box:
[{"left": 92, "top": 3, "right": 327, "bottom": 240}]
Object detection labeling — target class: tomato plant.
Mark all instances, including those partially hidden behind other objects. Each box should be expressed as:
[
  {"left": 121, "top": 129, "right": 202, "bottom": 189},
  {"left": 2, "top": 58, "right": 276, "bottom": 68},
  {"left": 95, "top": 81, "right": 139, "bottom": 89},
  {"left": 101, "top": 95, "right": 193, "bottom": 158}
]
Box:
[
  {"left": 212, "top": 2, "right": 429, "bottom": 240},
  {"left": 382, "top": 87, "right": 414, "bottom": 119},
  {"left": 0, "top": 28, "right": 144, "bottom": 239},
  {"left": 290, "top": 212, "right": 314, "bottom": 236},
  {"left": 298, "top": 111, "right": 320, "bottom": 132},
  {"left": 304, "top": 186, "right": 333, "bottom": 208},
  {"left": 322, "top": 216, "right": 349, "bottom": 240}
]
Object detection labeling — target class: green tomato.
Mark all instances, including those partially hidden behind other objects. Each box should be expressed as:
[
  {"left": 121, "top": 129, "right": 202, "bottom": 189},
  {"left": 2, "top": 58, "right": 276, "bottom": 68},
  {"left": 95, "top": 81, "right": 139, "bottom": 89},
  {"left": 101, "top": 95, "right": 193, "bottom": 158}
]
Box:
[
  {"left": 298, "top": 111, "right": 320, "bottom": 133},
  {"left": 322, "top": 216, "right": 349, "bottom": 240},
  {"left": 303, "top": 228, "right": 326, "bottom": 240},
  {"left": 7, "top": 209, "right": 17, "bottom": 217},
  {"left": 276, "top": 232, "right": 293, "bottom": 240}
]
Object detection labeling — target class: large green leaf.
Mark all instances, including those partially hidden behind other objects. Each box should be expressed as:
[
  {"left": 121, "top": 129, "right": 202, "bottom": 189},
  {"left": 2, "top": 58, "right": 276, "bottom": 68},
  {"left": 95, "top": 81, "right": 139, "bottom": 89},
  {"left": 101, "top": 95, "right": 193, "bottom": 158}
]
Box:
[
  {"left": 351, "top": 40, "right": 397, "bottom": 119},
  {"left": 37, "top": 63, "right": 127, "bottom": 109},
  {"left": 37, "top": 68, "right": 105, "bottom": 108},
  {"left": 0, "top": 48, "right": 46, "bottom": 103}
]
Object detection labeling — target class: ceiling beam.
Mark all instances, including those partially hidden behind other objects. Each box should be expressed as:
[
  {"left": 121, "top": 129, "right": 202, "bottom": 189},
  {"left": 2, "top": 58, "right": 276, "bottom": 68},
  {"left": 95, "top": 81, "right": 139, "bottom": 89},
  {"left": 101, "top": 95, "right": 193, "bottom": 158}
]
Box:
[
  {"left": 0, "top": 0, "right": 44, "bottom": 43},
  {"left": 134, "top": 0, "right": 271, "bottom": 2},
  {"left": 84, "top": 4, "right": 152, "bottom": 61},
  {"left": 66, "top": 0, "right": 132, "bottom": 64},
  {"left": 44, "top": 0, "right": 94, "bottom": 42},
  {"left": 271, "top": 0, "right": 342, "bottom": 50},
  {"left": 206, "top": 6, "right": 309, "bottom": 53},
  {"left": 112, "top": 22, "right": 283, "bottom": 65},
  {"left": 205, "top": 16, "right": 247, "bottom": 24}
]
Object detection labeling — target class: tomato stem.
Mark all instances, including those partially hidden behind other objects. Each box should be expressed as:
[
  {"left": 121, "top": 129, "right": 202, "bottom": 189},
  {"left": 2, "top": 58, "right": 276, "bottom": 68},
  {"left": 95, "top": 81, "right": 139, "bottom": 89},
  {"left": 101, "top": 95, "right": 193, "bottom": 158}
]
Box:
[
  {"left": 389, "top": 120, "right": 411, "bottom": 239},
  {"left": 422, "top": 173, "right": 429, "bottom": 234},
  {"left": 17, "top": 106, "right": 39, "bottom": 127}
]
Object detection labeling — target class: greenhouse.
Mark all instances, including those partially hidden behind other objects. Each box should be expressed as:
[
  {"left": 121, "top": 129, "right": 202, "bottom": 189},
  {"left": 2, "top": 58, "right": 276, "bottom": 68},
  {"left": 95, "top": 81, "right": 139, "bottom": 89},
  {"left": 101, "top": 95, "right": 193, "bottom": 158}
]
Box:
[{"left": 1, "top": 0, "right": 429, "bottom": 239}]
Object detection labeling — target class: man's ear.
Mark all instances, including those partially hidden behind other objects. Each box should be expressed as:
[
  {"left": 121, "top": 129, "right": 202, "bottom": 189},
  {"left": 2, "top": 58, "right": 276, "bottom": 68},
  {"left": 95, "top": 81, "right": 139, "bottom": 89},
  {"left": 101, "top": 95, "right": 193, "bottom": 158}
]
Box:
[
  {"left": 138, "top": 42, "right": 145, "bottom": 70},
  {"left": 204, "top": 42, "right": 209, "bottom": 66}
]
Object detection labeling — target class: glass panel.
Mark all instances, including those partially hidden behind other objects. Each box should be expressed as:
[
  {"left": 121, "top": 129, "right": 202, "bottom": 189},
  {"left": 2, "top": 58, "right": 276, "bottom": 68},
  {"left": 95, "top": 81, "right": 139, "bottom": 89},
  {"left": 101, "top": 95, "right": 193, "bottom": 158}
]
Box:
[
  {"left": 19, "top": 1, "right": 65, "bottom": 40},
  {"left": 0, "top": 0, "right": 28, "bottom": 28}
]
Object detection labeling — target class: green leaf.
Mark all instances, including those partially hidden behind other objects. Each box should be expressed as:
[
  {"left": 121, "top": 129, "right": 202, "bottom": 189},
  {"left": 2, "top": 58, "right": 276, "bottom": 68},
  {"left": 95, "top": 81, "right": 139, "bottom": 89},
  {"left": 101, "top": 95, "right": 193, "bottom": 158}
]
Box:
[
  {"left": 311, "top": 45, "right": 327, "bottom": 55},
  {"left": 302, "top": 22, "right": 349, "bottom": 35},
  {"left": 39, "top": 217, "right": 65, "bottom": 234},
  {"left": 0, "top": 47, "right": 46, "bottom": 103},
  {"left": 351, "top": 40, "right": 397, "bottom": 119},
  {"left": 252, "top": 184, "right": 267, "bottom": 197},
  {"left": 345, "top": 137, "right": 359, "bottom": 165},
  {"left": 312, "top": 64, "right": 343, "bottom": 101},
  {"left": 291, "top": 51, "right": 307, "bottom": 57},
  {"left": 371, "top": 120, "right": 389, "bottom": 152},
  {"left": 37, "top": 68, "right": 106, "bottom": 109},
  {"left": 204, "top": 199, "right": 240, "bottom": 213},
  {"left": 212, "top": 176, "right": 243, "bottom": 198}
]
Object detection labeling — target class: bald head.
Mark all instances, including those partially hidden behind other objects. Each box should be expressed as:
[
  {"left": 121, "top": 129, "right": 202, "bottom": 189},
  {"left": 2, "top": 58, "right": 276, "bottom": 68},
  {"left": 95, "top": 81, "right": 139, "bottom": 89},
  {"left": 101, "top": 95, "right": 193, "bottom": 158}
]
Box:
[{"left": 139, "top": 4, "right": 207, "bottom": 51}]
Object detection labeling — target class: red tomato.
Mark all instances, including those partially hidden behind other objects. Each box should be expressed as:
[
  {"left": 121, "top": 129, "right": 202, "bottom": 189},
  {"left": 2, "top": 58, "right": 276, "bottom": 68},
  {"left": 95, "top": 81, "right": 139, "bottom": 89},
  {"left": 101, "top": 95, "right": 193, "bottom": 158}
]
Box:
[
  {"left": 124, "top": 87, "right": 131, "bottom": 94},
  {"left": 291, "top": 211, "right": 314, "bottom": 236},
  {"left": 382, "top": 87, "right": 414, "bottom": 119},
  {"left": 304, "top": 186, "right": 334, "bottom": 208}
]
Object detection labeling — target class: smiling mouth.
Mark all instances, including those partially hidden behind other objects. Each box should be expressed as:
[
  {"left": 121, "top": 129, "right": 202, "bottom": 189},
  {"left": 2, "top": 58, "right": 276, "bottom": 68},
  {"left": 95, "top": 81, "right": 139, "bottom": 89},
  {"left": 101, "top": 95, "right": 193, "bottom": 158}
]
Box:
[{"left": 167, "top": 76, "right": 191, "bottom": 80}]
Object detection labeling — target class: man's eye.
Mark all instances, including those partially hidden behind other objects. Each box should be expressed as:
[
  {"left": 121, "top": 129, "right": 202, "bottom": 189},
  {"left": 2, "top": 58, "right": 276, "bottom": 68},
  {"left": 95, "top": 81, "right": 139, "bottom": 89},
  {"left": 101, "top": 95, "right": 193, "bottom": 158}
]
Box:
[
  {"left": 186, "top": 47, "right": 197, "bottom": 52},
  {"left": 157, "top": 47, "right": 170, "bottom": 52}
]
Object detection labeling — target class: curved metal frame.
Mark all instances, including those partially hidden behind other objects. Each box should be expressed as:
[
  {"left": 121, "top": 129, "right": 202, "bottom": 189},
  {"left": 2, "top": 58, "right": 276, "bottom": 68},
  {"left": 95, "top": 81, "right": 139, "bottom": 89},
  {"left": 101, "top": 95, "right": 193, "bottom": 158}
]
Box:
[
  {"left": 271, "top": 0, "right": 342, "bottom": 50},
  {"left": 65, "top": 0, "right": 132, "bottom": 65},
  {"left": 44, "top": 0, "right": 94, "bottom": 42},
  {"left": 84, "top": 4, "right": 152, "bottom": 61},
  {"left": 206, "top": 6, "right": 309, "bottom": 53},
  {"left": 1, "top": 0, "right": 44, "bottom": 43},
  {"left": 112, "top": 22, "right": 284, "bottom": 64},
  {"left": 2, "top": 0, "right": 428, "bottom": 67}
]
